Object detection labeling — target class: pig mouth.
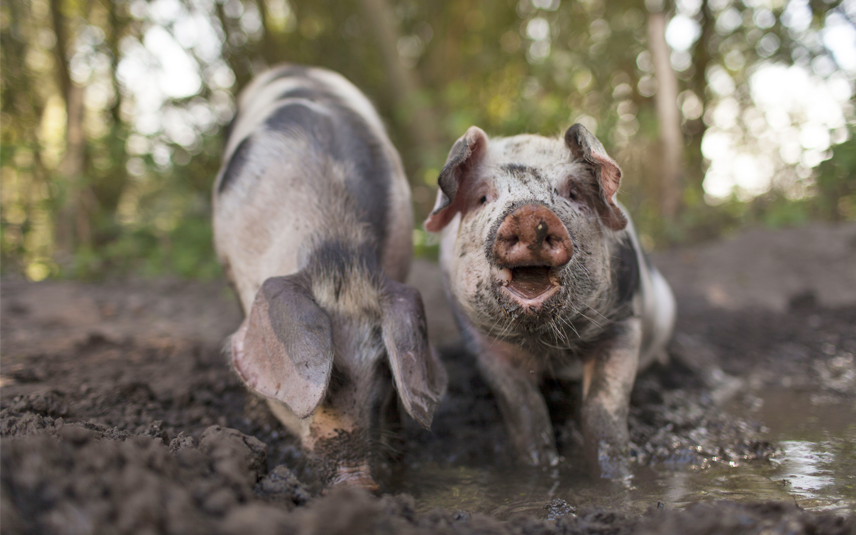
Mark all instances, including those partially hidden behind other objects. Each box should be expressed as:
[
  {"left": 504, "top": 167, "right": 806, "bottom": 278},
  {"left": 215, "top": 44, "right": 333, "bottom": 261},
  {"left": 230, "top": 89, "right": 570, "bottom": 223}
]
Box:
[{"left": 495, "top": 265, "right": 561, "bottom": 310}]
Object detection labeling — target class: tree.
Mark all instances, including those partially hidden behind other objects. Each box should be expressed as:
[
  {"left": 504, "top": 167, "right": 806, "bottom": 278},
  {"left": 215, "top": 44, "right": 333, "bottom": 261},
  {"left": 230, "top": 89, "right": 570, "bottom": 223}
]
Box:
[{"left": 1, "top": 0, "right": 852, "bottom": 280}]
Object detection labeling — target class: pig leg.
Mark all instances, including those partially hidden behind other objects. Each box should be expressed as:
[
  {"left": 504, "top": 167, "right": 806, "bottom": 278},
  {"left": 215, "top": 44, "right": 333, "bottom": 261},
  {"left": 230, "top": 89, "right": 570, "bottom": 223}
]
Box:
[
  {"left": 475, "top": 337, "right": 558, "bottom": 467},
  {"left": 379, "top": 385, "right": 404, "bottom": 461},
  {"left": 581, "top": 317, "right": 641, "bottom": 480}
]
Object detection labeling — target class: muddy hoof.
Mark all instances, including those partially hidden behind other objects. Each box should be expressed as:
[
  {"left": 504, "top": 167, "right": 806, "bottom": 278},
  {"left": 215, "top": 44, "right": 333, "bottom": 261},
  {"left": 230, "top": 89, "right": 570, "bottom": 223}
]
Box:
[{"left": 327, "top": 464, "right": 380, "bottom": 495}]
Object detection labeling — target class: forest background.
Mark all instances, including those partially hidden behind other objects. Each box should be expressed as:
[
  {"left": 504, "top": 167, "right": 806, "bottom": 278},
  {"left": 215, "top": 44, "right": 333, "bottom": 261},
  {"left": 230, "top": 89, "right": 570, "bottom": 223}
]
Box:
[{"left": 2, "top": 0, "right": 854, "bottom": 280}]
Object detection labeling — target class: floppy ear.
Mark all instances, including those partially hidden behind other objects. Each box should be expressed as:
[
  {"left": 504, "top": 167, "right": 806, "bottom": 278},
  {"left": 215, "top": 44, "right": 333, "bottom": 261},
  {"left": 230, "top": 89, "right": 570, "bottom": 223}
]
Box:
[
  {"left": 231, "top": 274, "right": 334, "bottom": 418},
  {"left": 380, "top": 279, "right": 448, "bottom": 429},
  {"left": 564, "top": 124, "right": 627, "bottom": 231},
  {"left": 424, "top": 126, "right": 489, "bottom": 232}
]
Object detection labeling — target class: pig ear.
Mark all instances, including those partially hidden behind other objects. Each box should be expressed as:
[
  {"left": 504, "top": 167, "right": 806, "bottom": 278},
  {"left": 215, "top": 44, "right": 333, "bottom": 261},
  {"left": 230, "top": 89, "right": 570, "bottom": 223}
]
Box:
[
  {"left": 564, "top": 124, "right": 628, "bottom": 231},
  {"left": 381, "top": 279, "right": 448, "bottom": 429},
  {"left": 424, "top": 126, "right": 489, "bottom": 232},
  {"left": 231, "top": 274, "right": 334, "bottom": 419}
]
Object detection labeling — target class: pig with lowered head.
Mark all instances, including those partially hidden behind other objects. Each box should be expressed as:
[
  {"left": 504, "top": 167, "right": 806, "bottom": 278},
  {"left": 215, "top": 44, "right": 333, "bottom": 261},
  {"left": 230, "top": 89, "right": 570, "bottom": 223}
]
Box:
[
  {"left": 213, "top": 65, "right": 447, "bottom": 492},
  {"left": 425, "top": 124, "right": 675, "bottom": 478}
]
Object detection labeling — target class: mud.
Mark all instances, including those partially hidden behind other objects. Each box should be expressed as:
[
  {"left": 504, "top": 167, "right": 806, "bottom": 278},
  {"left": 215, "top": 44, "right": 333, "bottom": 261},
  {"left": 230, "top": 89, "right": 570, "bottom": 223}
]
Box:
[{"left": 2, "top": 223, "right": 855, "bottom": 534}]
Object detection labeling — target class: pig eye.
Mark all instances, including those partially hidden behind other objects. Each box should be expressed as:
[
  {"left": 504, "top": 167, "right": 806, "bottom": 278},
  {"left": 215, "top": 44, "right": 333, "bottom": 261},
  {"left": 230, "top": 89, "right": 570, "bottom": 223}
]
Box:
[{"left": 479, "top": 195, "right": 488, "bottom": 205}]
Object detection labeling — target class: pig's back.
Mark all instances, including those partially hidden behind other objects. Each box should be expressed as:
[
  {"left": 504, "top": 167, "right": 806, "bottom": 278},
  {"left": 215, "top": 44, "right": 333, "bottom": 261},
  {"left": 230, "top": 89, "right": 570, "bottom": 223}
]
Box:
[{"left": 213, "top": 65, "right": 413, "bottom": 311}]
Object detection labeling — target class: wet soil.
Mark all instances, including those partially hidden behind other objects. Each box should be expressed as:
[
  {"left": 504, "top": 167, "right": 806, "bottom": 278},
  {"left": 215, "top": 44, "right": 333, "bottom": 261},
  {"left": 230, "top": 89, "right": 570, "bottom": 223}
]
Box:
[{"left": 2, "top": 223, "right": 855, "bottom": 534}]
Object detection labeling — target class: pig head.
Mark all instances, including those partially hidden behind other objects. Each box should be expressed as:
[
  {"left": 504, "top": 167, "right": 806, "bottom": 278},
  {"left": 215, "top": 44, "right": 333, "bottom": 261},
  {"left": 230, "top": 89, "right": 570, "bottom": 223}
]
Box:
[
  {"left": 230, "top": 252, "right": 446, "bottom": 491},
  {"left": 426, "top": 124, "right": 675, "bottom": 478},
  {"left": 213, "top": 65, "right": 447, "bottom": 491}
]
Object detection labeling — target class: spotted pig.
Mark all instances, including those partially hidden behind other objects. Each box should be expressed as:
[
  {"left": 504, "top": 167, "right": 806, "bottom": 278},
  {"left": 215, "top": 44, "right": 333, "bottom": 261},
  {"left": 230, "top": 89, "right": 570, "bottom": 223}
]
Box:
[
  {"left": 213, "top": 65, "right": 447, "bottom": 492},
  {"left": 425, "top": 124, "right": 675, "bottom": 478}
]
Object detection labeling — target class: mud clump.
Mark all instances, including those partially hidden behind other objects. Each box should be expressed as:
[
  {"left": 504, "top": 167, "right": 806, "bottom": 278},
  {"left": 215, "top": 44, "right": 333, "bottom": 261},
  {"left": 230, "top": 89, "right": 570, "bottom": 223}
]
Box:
[{"left": 1, "top": 422, "right": 308, "bottom": 535}]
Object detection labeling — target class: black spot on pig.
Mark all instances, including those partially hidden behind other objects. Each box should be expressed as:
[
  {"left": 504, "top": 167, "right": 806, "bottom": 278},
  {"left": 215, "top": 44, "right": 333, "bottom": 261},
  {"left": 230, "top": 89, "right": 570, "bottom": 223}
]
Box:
[
  {"left": 222, "top": 112, "right": 238, "bottom": 148},
  {"left": 307, "top": 240, "right": 380, "bottom": 282},
  {"left": 217, "top": 137, "right": 253, "bottom": 193},
  {"left": 501, "top": 163, "right": 533, "bottom": 177},
  {"left": 329, "top": 110, "right": 391, "bottom": 248},
  {"left": 501, "top": 163, "right": 546, "bottom": 186},
  {"left": 266, "top": 102, "right": 335, "bottom": 145},
  {"left": 613, "top": 238, "right": 640, "bottom": 307},
  {"left": 269, "top": 90, "right": 391, "bottom": 247}
]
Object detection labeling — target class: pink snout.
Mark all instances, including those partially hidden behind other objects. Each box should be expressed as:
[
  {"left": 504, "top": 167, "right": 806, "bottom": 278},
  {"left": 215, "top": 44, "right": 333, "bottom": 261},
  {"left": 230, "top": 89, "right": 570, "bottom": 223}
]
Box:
[
  {"left": 493, "top": 204, "right": 573, "bottom": 305},
  {"left": 493, "top": 204, "right": 572, "bottom": 268}
]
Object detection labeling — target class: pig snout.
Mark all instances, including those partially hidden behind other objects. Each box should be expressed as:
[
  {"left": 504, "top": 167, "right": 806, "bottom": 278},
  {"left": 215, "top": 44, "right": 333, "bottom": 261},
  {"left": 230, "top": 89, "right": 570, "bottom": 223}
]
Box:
[
  {"left": 493, "top": 205, "right": 572, "bottom": 307},
  {"left": 494, "top": 204, "right": 572, "bottom": 268}
]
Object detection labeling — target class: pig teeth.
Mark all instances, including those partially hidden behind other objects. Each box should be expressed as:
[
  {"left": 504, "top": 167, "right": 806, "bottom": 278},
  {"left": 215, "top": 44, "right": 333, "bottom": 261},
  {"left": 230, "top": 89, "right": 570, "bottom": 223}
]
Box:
[{"left": 497, "top": 268, "right": 512, "bottom": 286}]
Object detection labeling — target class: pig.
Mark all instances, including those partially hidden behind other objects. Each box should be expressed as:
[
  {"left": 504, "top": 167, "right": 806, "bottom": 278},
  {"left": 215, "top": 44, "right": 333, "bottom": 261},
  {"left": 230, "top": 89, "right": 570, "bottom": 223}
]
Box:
[
  {"left": 213, "top": 64, "right": 447, "bottom": 492},
  {"left": 425, "top": 124, "right": 675, "bottom": 479}
]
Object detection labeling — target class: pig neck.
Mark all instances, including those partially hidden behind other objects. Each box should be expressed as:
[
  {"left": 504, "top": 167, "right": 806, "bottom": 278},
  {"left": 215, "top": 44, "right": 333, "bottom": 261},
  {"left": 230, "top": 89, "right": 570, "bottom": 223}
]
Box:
[{"left": 301, "top": 238, "right": 385, "bottom": 315}]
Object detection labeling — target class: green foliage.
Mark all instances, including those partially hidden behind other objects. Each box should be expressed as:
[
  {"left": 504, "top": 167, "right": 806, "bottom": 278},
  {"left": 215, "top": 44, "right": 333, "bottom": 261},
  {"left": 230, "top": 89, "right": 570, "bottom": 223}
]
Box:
[
  {"left": 68, "top": 216, "right": 221, "bottom": 280},
  {"left": 814, "top": 137, "right": 856, "bottom": 222},
  {"left": 1, "top": 0, "right": 853, "bottom": 280}
]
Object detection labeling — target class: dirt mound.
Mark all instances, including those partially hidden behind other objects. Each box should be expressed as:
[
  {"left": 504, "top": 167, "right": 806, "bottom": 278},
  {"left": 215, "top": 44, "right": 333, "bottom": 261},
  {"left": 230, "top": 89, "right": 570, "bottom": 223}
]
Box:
[
  {"left": 2, "top": 223, "right": 855, "bottom": 533},
  {"left": 1, "top": 422, "right": 306, "bottom": 535}
]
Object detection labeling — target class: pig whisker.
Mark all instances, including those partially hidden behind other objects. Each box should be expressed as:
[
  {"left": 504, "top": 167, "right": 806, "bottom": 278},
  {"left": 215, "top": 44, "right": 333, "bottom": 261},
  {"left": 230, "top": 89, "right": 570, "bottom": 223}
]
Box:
[
  {"left": 555, "top": 314, "right": 581, "bottom": 339},
  {"left": 547, "top": 317, "right": 568, "bottom": 344},
  {"left": 478, "top": 312, "right": 504, "bottom": 342},
  {"left": 586, "top": 307, "right": 611, "bottom": 324},
  {"left": 570, "top": 306, "right": 604, "bottom": 329},
  {"left": 549, "top": 321, "right": 567, "bottom": 344},
  {"left": 483, "top": 313, "right": 507, "bottom": 341},
  {"left": 540, "top": 331, "right": 569, "bottom": 351}
]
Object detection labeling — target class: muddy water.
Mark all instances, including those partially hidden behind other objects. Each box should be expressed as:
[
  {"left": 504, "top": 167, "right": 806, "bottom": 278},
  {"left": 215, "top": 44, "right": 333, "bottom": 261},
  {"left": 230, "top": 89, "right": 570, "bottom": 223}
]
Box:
[{"left": 393, "top": 387, "right": 856, "bottom": 517}]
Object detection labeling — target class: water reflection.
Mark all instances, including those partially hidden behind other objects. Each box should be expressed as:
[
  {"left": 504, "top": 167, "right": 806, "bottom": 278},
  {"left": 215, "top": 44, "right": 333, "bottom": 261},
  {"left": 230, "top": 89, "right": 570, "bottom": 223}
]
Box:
[
  {"left": 392, "top": 389, "right": 856, "bottom": 516},
  {"left": 776, "top": 441, "right": 834, "bottom": 496}
]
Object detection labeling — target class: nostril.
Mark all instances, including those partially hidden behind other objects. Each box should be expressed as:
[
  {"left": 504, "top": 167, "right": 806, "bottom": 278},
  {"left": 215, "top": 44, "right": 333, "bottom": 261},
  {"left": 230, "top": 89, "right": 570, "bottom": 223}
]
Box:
[{"left": 497, "top": 234, "right": 519, "bottom": 248}]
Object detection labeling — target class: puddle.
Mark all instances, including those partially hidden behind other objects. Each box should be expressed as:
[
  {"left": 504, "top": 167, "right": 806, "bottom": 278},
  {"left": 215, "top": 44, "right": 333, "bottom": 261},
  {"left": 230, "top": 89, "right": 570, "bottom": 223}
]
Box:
[{"left": 392, "top": 388, "right": 856, "bottom": 517}]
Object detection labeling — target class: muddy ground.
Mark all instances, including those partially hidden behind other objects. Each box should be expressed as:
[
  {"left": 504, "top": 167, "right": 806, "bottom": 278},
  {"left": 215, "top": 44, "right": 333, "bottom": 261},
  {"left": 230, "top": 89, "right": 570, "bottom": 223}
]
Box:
[{"left": 2, "top": 223, "right": 855, "bottom": 534}]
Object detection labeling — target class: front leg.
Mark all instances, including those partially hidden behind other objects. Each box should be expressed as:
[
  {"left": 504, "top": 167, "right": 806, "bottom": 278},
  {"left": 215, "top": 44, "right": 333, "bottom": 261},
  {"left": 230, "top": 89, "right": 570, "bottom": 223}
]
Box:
[
  {"left": 475, "top": 335, "right": 558, "bottom": 467},
  {"left": 581, "top": 317, "right": 641, "bottom": 480}
]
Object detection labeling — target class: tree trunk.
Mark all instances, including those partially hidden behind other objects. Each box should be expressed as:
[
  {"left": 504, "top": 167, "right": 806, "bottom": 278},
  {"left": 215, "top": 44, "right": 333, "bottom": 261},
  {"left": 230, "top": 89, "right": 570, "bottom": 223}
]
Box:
[
  {"left": 105, "top": 0, "right": 124, "bottom": 126},
  {"left": 3, "top": 0, "right": 52, "bottom": 263},
  {"left": 685, "top": 0, "right": 715, "bottom": 195},
  {"left": 50, "top": 0, "right": 91, "bottom": 253},
  {"left": 253, "top": 0, "right": 280, "bottom": 66},
  {"left": 356, "top": 0, "right": 440, "bottom": 160},
  {"left": 647, "top": 11, "right": 683, "bottom": 221},
  {"left": 94, "top": 0, "right": 130, "bottom": 216}
]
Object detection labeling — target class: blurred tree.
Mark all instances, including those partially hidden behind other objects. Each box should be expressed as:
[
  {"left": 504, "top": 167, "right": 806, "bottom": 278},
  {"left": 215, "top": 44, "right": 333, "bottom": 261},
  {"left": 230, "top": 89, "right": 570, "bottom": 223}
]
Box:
[
  {"left": 648, "top": 9, "right": 683, "bottom": 222},
  {"left": 1, "top": 0, "right": 853, "bottom": 280},
  {"left": 49, "top": 0, "right": 90, "bottom": 253}
]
